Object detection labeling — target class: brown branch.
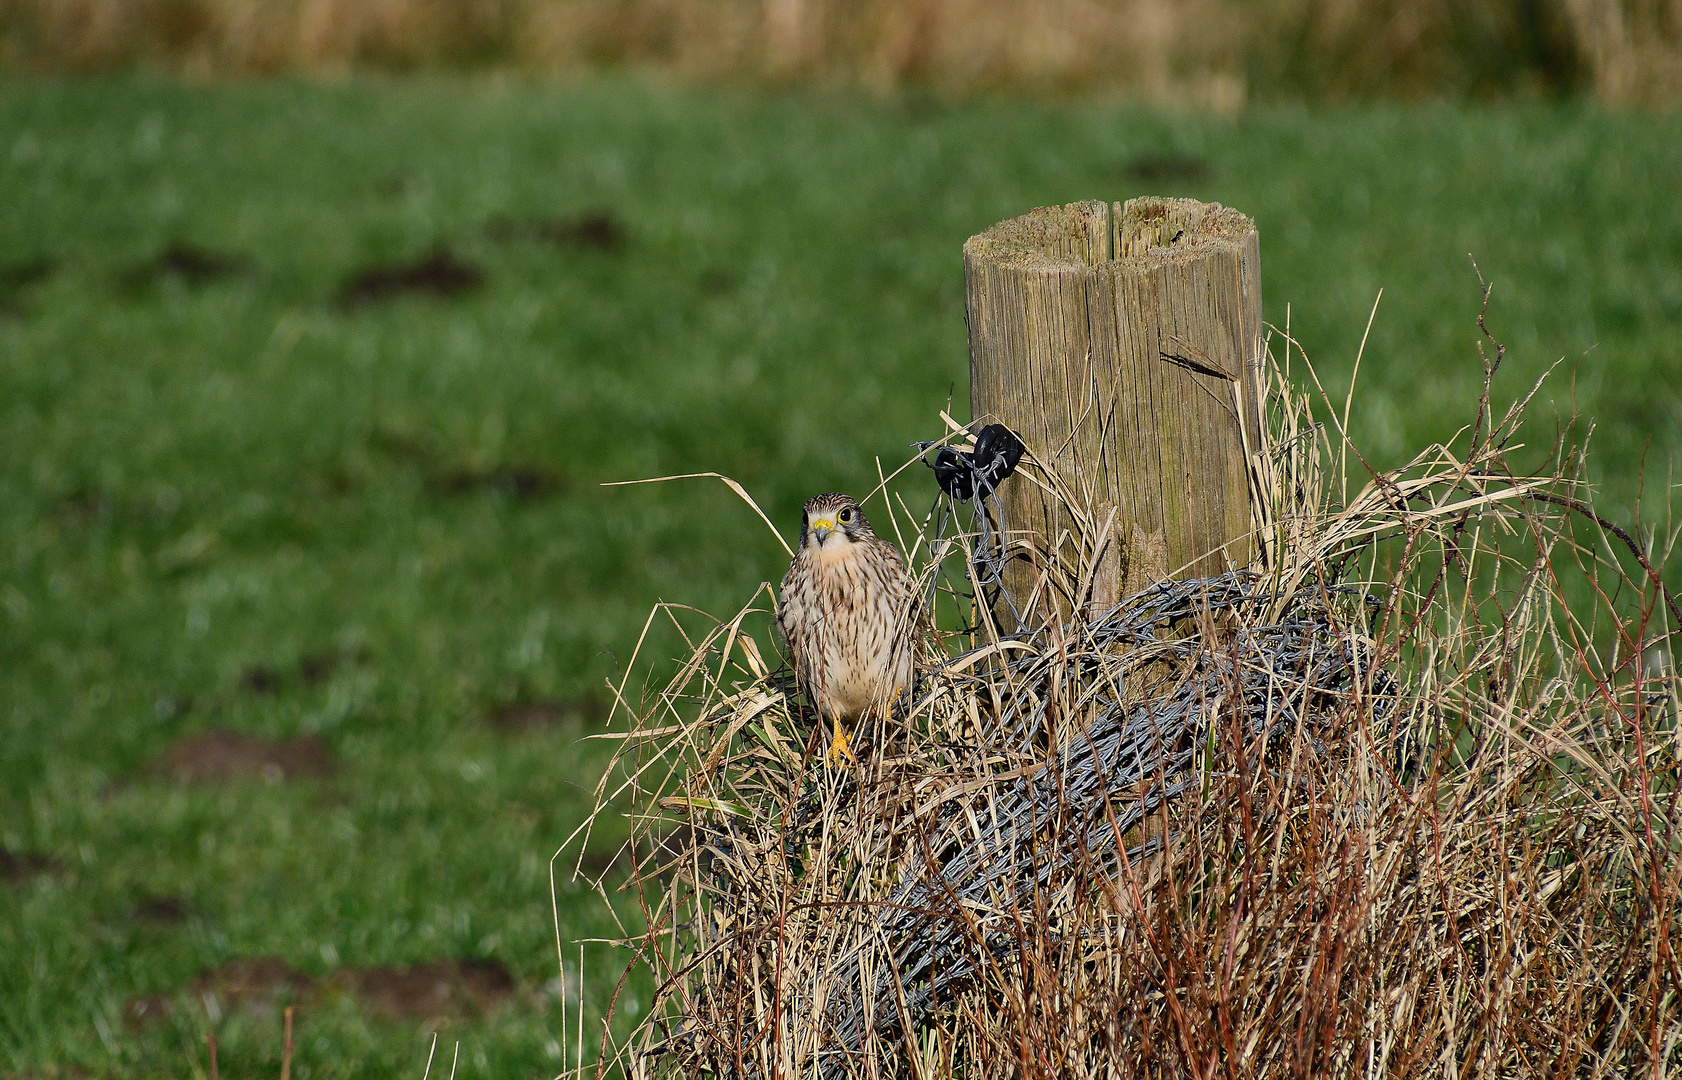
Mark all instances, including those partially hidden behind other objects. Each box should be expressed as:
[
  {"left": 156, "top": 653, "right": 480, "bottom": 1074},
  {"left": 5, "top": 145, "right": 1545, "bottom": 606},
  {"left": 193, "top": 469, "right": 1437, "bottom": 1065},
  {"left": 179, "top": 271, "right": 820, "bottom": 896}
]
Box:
[{"left": 1525, "top": 489, "right": 1682, "bottom": 633}]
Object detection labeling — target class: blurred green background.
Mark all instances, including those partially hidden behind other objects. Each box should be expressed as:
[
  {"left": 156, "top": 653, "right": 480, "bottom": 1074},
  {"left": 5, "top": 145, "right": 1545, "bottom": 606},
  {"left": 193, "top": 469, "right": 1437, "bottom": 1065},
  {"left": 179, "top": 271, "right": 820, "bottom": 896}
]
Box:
[{"left": 2, "top": 62, "right": 1680, "bottom": 1080}]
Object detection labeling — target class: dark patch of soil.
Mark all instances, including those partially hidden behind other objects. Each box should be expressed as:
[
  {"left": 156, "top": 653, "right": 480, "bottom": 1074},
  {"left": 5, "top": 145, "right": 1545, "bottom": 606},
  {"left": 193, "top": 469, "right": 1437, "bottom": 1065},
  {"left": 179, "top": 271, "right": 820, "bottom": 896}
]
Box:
[
  {"left": 329, "top": 958, "right": 516, "bottom": 1022},
  {"left": 126, "top": 956, "right": 312, "bottom": 1027},
  {"left": 238, "top": 647, "right": 368, "bottom": 695},
  {"left": 699, "top": 268, "right": 736, "bottom": 295},
  {"left": 0, "top": 849, "right": 58, "bottom": 885},
  {"left": 299, "top": 651, "right": 337, "bottom": 685},
  {"left": 484, "top": 695, "right": 604, "bottom": 734},
  {"left": 192, "top": 956, "right": 313, "bottom": 1008},
  {"left": 315, "top": 465, "right": 360, "bottom": 496},
  {"left": 486, "top": 211, "right": 625, "bottom": 252},
  {"left": 303, "top": 644, "right": 369, "bottom": 685},
  {"left": 0, "top": 256, "right": 54, "bottom": 314},
  {"left": 155, "top": 244, "right": 246, "bottom": 280},
  {"left": 368, "top": 426, "right": 434, "bottom": 464},
  {"left": 339, "top": 249, "right": 484, "bottom": 306},
  {"left": 49, "top": 490, "right": 111, "bottom": 526},
  {"left": 154, "top": 694, "right": 192, "bottom": 721},
  {"left": 146, "top": 730, "right": 334, "bottom": 784},
  {"left": 123, "top": 244, "right": 249, "bottom": 290},
  {"left": 241, "top": 665, "right": 280, "bottom": 694},
  {"left": 0, "top": 257, "right": 54, "bottom": 289},
  {"left": 1122, "top": 154, "right": 1213, "bottom": 184},
  {"left": 432, "top": 464, "right": 565, "bottom": 501},
  {"left": 122, "top": 992, "right": 174, "bottom": 1027},
  {"left": 365, "top": 425, "right": 562, "bottom": 500},
  {"left": 124, "top": 956, "right": 515, "bottom": 1030},
  {"left": 131, "top": 895, "right": 192, "bottom": 924}
]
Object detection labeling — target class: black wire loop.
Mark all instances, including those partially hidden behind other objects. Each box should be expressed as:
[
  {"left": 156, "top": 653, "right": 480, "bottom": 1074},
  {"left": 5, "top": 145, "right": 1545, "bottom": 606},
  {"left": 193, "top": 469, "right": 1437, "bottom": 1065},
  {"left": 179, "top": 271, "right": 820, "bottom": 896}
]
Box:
[
  {"left": 916, "top": 423, "right": 1026, "bottom": 627},
  {"left": 926, "top": 423, "right": 1024, "bottom": 502}
]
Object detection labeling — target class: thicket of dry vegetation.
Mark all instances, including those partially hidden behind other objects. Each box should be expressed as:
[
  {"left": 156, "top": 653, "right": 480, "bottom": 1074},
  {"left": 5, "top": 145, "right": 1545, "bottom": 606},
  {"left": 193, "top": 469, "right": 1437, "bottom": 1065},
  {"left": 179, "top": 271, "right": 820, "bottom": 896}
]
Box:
[
  {"left": 579, "top": 294, "right": 1681, "bottom": 1078},
  {"left": 3, "top": 0, "right": 1681, "bottom": 104}
]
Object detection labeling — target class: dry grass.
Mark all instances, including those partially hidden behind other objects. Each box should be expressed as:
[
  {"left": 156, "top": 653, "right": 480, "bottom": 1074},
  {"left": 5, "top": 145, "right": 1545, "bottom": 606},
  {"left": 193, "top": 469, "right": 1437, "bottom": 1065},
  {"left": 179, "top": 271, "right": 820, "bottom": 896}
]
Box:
[
  {"left": 574, "top": 280, "right": 1680, "bottom": 1079},
  {"left": 1562, "top": 0, "right": 1682, "bottom": 104},
  {"left": 2, "top": 0, "right": 1680, "bottom": 104}
]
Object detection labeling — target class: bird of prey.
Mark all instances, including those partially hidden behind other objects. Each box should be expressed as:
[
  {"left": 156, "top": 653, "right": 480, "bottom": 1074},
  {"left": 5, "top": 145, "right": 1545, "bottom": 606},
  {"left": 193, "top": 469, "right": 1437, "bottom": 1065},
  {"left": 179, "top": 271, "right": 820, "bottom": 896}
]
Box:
[{"left": 776, "top": 493, "right": 917, "bottom": 765}]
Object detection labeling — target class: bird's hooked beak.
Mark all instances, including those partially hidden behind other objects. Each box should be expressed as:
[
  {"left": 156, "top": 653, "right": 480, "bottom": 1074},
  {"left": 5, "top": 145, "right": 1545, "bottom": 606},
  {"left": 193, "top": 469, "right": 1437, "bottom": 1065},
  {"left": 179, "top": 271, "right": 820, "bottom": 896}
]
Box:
[{"left": 810, "top": 518, "right": 835, "bottom": 544}]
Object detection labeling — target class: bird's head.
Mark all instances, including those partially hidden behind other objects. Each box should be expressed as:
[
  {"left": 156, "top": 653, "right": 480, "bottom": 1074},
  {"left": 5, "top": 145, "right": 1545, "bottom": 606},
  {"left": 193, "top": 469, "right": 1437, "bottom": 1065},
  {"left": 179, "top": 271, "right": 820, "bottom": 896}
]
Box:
[{"left": 799, "top": 493, "right": 874, "bottom": 552}]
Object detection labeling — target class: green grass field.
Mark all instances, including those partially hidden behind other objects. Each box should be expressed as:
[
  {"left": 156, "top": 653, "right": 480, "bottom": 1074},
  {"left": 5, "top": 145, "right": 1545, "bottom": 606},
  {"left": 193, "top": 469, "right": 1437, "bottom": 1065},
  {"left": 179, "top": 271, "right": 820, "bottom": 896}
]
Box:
[{"left": 1, "top": 76, "right": 1679, "bottom": 1077}]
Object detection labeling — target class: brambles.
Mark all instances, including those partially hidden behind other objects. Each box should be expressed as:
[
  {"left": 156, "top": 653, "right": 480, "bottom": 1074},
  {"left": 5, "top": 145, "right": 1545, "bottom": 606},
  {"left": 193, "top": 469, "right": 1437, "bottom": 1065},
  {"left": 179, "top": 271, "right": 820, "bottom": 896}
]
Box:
[{"left": 583, "top": 294, "right": 1680, "bottom": 1078}]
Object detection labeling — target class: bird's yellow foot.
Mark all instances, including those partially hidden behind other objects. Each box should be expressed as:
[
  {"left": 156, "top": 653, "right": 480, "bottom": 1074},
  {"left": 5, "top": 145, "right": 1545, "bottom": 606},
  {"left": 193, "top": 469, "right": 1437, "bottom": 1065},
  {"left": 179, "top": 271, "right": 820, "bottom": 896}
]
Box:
[{"left": 827, "top": 728, "right": 855, "bottom": 767}]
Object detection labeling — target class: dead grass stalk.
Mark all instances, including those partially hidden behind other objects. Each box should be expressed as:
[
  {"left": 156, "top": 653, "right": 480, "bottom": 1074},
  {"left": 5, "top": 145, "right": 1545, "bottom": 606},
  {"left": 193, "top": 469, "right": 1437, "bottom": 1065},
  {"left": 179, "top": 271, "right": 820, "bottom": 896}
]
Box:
[{"left": 577, "top": 284, "right": 1680, "bottom": 1078}]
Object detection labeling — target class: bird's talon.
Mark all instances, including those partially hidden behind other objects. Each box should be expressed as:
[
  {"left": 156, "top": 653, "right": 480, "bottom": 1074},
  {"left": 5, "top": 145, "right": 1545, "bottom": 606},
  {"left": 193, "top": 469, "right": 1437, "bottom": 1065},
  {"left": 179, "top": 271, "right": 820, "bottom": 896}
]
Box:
[{"left": 827, "top": 729, "right": 855, "bottom": 767}]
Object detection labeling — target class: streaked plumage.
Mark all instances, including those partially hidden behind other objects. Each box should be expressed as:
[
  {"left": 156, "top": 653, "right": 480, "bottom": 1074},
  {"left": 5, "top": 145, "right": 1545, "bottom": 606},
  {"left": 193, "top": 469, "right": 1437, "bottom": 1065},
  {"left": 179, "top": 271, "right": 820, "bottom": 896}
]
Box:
[{"left": 776, "top": 493, "right": 917, "bottom": 764}]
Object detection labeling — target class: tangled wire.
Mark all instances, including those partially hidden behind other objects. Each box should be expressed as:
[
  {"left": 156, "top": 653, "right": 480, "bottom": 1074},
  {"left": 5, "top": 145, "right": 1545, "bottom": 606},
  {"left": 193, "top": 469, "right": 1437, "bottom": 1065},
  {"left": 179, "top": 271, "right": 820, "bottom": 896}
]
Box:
[
  {"left": 917, "top": 422, "right": 1026, "bottom": 624},
  {"left": 817, "top": 574, "right": 1389, "bottom": 1074},
  {"left": 593, "top": 310, "right": 1682, "bottom": 1079},
  {"left": 635, "top": 571, "right": 1386, "bottom": 1080}
]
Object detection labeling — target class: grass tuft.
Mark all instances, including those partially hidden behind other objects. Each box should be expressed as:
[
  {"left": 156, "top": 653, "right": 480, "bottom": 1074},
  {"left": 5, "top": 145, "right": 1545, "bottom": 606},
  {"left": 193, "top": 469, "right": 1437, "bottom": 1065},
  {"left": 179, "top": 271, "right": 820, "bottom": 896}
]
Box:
[{"left": 586, "top": 286, "right": 1681, "bottom": 1077}]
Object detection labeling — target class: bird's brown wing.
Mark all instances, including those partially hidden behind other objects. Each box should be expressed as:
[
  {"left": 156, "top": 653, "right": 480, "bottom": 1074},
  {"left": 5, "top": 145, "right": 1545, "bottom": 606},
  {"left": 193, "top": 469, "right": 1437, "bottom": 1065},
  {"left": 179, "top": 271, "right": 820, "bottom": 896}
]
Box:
[
  {"left": 868, "top": 538, "right": 920, "bottom": 626},
  {"left": 775, "top": 556, "right": 813, "bottom": 695}
]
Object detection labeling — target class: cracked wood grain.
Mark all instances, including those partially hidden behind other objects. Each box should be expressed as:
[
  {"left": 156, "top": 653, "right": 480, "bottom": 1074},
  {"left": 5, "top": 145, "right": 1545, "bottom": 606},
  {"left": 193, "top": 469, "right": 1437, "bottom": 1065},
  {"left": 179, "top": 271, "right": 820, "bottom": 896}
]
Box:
[{"left": 964, "top": 197, "right": 1264, "bottom": 625}]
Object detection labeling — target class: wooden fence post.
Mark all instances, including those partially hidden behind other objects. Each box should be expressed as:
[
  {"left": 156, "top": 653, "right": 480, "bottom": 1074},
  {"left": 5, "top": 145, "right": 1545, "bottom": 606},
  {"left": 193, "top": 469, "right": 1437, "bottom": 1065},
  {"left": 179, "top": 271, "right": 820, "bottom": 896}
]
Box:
[{"left": 964, "top": 197, "right": 1264, "bottom": 623}]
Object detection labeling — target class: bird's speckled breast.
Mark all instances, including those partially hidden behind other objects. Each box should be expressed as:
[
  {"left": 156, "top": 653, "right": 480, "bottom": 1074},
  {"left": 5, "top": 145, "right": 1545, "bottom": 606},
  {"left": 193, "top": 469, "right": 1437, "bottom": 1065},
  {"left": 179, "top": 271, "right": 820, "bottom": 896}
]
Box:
[{"left": 777, "top": 537, "right": 914, "bottom": 723}]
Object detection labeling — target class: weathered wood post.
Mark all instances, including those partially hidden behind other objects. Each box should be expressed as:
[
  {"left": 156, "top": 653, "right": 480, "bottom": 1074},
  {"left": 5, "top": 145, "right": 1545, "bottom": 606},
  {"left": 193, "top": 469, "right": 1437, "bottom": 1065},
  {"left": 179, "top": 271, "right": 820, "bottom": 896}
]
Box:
[{"left": 964, "top": 197, "right": 1264, "bottom": 623}]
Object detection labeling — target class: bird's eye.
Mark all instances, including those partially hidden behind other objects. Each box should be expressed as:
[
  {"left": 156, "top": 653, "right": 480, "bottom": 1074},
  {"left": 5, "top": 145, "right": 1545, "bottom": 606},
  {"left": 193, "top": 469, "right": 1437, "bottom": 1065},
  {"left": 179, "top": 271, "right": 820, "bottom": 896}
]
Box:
[{"left": 839, "top": 508, "right": 853, "bottom": 524}]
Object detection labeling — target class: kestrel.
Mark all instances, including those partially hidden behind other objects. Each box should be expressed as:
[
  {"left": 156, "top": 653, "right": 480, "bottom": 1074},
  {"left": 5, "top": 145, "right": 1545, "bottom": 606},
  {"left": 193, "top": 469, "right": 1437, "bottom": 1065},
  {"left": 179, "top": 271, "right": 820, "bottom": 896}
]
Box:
[{"left": 776, "top": 493, "right": 917, "bottom": 765}]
